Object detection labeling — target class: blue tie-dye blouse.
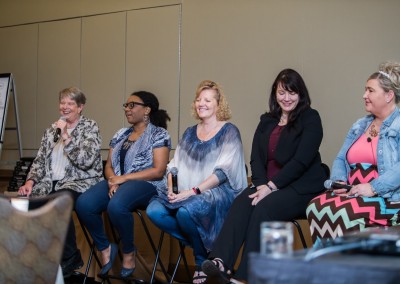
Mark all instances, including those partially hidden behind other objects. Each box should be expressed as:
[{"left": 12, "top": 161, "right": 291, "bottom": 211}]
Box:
[{"left": 154, "top": 122, "right": 247, "bottom": 250}]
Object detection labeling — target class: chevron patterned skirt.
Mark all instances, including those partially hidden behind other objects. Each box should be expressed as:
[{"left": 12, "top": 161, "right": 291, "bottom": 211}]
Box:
[{"left": 306, "top": 191, "right": 400, "bottom": 243}]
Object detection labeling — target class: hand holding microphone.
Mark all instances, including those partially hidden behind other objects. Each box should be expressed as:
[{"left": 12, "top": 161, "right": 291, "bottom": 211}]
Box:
[
  {"left": 170, "top": 167, "right": 179, "bottom": 194},
  {"left": 54, "top": 116, "right": 66, "bottom": 142},
  {"left": 324, "top": 179, "right": 353, "bottom": 192}
]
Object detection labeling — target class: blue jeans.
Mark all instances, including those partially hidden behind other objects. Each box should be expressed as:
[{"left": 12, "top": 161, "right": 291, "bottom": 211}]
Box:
[
  {"left": 75, "top": 180, "right": 157, "bottom": 254},
  {"left": 146, "top": 199, "right": 208, "bottom": 266}
]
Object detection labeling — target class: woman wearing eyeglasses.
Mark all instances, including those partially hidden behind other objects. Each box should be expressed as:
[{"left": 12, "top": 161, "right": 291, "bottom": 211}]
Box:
[{"left": 76, "top": 91, "right": 171, "bottom": 279}]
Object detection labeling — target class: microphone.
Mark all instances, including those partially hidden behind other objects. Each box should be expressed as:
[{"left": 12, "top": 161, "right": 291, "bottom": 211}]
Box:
[
  {"left": 53, "top": 116, "right": 66, "bottom": 142},
  {"left": 324, "top": 179, "right": 352, "bottom": 192},
  {"left": 367, "top": 137, "right": 372, "bottom": 143},
  {"left": 170, "top": 167, "right": 179, "bottom": 194}
]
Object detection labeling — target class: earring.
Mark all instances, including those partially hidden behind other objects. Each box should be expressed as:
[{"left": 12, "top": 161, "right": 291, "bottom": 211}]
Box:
[{"left": 143, "top": 114, "right": 150, "bottom": 124}]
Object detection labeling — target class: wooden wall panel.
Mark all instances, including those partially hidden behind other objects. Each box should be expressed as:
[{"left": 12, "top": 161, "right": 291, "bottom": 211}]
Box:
[
  {"left": 81, "top": 12, "right": 126, "bottom": 155},
  {"left": 126, "top": 5, "right": 181, "bottom": 149},
  {"left": 0, "top": 25, "right": 38, "bottom": 160},
  {"left": 37, "top": 19, "right": 81, "bottom": 147},
  {"left": 1, "top": 0, "right": 400, "bottom": 170}
]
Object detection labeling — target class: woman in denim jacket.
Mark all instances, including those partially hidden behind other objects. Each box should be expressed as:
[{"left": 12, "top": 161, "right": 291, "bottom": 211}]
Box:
[{"left": 307, "top": 61, "right": 400, "bottom": 245}]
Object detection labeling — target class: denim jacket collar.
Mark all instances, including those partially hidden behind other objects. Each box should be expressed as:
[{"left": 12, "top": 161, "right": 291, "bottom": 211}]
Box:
[
  {"left": 381, "top": 106, "right": 400, "bottom": 128},
  {"left": 353, "top": 107, "right": 400, "bottom": 136}
]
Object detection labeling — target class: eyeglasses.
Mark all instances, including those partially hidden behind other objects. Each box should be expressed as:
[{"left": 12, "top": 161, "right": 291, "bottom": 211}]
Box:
[{"left": 123, "top": 102, "right": 146, "bottom": 109}]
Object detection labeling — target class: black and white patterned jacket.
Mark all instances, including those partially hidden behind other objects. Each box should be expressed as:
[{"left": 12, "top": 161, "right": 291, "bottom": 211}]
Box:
[{"left": 27, "top": 116, "right": 103, "bottom": 196}]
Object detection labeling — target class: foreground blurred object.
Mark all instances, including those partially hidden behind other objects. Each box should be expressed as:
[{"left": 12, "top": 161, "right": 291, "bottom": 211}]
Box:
[{"left": 0, "top": 193, "right": 73, "bottom": 283}]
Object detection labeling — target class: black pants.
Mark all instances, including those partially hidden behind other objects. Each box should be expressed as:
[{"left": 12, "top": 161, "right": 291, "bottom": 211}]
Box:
[
  {"left": 208, "top": 186, "right": 319, "bottom": 281},
  {"left": 49, "top": 186, "right": 81, "bottom": 262}
]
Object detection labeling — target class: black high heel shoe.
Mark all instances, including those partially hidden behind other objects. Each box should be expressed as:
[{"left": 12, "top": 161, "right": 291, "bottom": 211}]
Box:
[{"left": 97, "top": 243, "right": 118, "bottom": 278}]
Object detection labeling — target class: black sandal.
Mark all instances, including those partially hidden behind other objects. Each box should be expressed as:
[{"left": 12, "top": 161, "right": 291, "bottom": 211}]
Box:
[
  {"left": 202, "top": 258, "right": 231, "bottom": 284},
  {"left": 193, "top": 266, "right": 207, "bottom": 284}
]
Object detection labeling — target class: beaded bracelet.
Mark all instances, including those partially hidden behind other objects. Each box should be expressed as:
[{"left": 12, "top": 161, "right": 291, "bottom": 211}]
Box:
[{"left": 192, "top": 187, "right": 201, "bottom": 195}]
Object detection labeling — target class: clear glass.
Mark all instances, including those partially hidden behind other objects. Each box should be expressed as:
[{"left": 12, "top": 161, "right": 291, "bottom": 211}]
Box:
[{"left": 260, "top": 221, "right": 293, "bottom": 257}]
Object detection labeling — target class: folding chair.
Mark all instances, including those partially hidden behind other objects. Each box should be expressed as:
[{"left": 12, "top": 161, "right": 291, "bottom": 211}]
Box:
[
  {"left": 150, "top": 231, "right": 192, "bottom": 284},
  {"left": 291, "top": 163, "right": 330, "bottom": 249},
  {"left": 78, "top": 208, "right": 169, "bottom": 283},
  {"left": 75, "top": 213, "right": 109, "bottom": 284}
]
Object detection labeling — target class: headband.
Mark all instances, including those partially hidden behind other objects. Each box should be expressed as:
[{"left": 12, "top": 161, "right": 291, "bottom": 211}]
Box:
[{"left": 379, "top": 70, "right": 391, "bottom": 79}]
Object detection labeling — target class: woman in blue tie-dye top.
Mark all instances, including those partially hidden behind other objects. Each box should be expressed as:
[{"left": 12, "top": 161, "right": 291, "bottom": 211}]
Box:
[{"left": 147, "top": 80, "right": 247, "bottom": 284}]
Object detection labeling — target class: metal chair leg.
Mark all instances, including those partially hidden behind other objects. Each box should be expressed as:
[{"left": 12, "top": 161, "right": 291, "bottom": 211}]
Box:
[
  {"left": 101, "top": 210, "right": 169, "bottom": 283},
  {"left": 168, "top": 241, "right": 191, "bottom": 284},
  {"left": 177, "top": 241, "right": 191, "bottom": 282},
  {"left": 150, "top": 231, "right": 171, "bottom": 283},
  {"left": 134, "top": 210, "right": 169, "bottom": 283},
  {"left": 292, "top": 219, "right": 308, "bottom": 249},
  {"left": 75, "top": 214, "right": 110, "bottom": 284},
  {"left": 150, "top": 231, "right": 192, "bottom": 284}
]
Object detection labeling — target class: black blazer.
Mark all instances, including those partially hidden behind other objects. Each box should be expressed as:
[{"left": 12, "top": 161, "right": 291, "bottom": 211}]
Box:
[{"left": 250, "top": 108, "right": 326, "bottom": 195}]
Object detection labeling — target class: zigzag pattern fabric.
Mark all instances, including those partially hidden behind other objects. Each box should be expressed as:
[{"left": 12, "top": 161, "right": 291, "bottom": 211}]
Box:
[
  {"left": 348, "top": 163, "right": 377, "bottom": 185},
  {"left": 307, "top": 191, "right": 400, "bottom": 243}
]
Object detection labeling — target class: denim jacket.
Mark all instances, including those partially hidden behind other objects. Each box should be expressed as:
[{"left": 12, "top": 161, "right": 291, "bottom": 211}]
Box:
[{"left": 331, "top": 107, "right": 400, "bottom": 202}]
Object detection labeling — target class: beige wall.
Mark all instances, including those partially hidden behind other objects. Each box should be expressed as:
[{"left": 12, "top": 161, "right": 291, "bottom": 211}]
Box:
[{"left": 0, "top": 0, "right": 399, "bottom": 173}]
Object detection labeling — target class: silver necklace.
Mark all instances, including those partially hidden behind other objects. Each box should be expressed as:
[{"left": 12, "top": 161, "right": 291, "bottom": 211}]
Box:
[{"left": 199, "top": 123, "right": 218, "bottom": 143}]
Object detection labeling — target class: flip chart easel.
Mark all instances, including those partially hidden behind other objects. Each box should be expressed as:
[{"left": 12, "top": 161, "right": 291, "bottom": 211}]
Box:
[{"left": 0, "top": 73, "right": 22, "bottom": 159}]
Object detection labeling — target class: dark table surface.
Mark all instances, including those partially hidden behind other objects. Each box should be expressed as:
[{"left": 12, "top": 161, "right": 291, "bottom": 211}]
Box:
[{"left": 249, "top": 249, "right": 400, "bottom": 284}]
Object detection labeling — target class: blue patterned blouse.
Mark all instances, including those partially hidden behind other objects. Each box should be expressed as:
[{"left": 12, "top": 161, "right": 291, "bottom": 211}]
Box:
[{"left": 109, "top": 123, "right": 171, "bottom": 194}]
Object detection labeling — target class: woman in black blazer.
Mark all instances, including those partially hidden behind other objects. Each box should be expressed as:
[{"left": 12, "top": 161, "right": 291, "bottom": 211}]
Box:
[{"left": 201, "top": 69, "right": 327, "bottom": 283}]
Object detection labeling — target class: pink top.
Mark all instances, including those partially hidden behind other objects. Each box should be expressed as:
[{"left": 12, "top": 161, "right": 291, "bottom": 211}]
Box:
[{"left": 346, "top": 133, "right": 379, "bottom": 185}]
